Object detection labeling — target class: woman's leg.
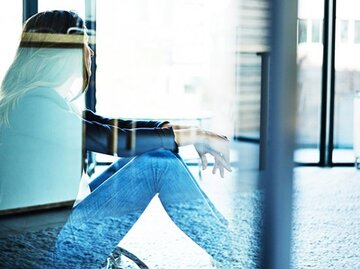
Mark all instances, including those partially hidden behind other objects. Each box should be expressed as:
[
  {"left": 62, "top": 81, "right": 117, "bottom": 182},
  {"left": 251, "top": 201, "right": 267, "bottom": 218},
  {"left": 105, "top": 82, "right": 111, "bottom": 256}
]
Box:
[
  {"left": 52, "top": 149, "right": 232, "bottom": 268},
  {"left": 154, "top": 150, "right": 234, "bottom": 264},
  {"left": 53, "top": 156, "right": 156, "bottom": 268},
  {"left": 88, "top": 157, "right": 134, "bottom": 191}
]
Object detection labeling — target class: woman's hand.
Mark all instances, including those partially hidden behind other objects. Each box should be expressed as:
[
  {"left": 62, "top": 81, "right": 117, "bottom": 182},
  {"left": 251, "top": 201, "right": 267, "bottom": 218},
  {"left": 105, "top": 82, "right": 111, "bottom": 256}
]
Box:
[
  {"left": 169, "top": 124, "right": 232, "bottom": 178},
  {"left": 194, "top": 130, "right": 232, "bottom": 178}
]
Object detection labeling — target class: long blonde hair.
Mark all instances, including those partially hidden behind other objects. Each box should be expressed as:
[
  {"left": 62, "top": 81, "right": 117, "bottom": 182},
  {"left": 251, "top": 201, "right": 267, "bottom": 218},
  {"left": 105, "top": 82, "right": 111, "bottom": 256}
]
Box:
[{"left": 0, "top": 10, "right": 89, "bottom": 126}]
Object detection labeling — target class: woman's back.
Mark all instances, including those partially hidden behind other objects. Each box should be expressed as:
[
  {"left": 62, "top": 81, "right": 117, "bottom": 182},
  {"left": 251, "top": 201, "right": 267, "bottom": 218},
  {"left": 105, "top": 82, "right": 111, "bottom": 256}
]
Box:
[{"left": 0, "top": 87, "right": 82, "bottom": 211}]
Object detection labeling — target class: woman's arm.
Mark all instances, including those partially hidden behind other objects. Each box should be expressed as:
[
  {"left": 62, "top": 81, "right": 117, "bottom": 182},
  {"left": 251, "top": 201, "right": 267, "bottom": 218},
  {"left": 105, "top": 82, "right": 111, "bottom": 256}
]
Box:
[
  {"left": 84, "top": 119, "right": 178, "bottom": 157},
  {"left": 84, "top": 109, "right": 168, "bottom": 129},
  {"left": 84, "top": 112, "right": 231, "bottom": 177}
]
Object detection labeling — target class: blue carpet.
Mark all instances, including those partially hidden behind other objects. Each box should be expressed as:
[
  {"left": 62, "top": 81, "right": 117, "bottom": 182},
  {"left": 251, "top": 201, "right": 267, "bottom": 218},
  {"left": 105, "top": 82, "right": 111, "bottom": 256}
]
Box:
[{"left": 1, "top": 168, "right": 360, "bottom": 268}]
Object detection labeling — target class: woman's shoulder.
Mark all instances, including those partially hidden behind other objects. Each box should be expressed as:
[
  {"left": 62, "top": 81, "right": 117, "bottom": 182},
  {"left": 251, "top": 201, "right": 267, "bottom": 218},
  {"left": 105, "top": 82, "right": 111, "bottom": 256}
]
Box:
[
  {"left": 9, "top": 88, "right": 71, "bottom": 121},
  {"left": 3, "top": 86, "right": 82, "bottom": 145},
  {"left": 7, "top": 87, "right": 80, "bottom": 131},
  {"left": 19, "top": 87, "right": 69, "bottom": 109}
]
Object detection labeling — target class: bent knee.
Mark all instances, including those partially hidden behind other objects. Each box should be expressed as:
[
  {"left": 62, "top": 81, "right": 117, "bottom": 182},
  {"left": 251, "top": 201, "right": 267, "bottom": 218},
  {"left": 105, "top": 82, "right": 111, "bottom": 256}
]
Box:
[
  {"left": 142, "top": 149, "right": 178, "bottom": 160},
  {"left": 136, "top": 149, "right": 182, "bottom": 171}
]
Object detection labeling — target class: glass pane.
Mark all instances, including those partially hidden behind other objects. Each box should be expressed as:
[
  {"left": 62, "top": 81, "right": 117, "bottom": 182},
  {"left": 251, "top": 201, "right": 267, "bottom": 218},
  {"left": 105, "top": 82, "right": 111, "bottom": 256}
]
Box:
[
  {"left": 96, "top": 0, "right": 269, "bottom": 267},
  {"left": 355, "top": 20, "right": 360, "bottom": 44},
  {"left": 234, "top": 2, "right": 270, "bottom": 142},
  {"left": 340, "top": 20, "right": 349, "bottom": 43},
  {"left": 295, "top": 0, "right": 324, "bottom": 163},
  {"left": 0, "top": 1, "right": 281, "bottom": 268},
  {"left": 333, "top": 0, "right": 360, "bottom": 163},
  {"left": 298, "top": 19, "right": 308, "bottom": 43},
  {"left": 312, "top": 19, "right": 321, "bottom": 43}
]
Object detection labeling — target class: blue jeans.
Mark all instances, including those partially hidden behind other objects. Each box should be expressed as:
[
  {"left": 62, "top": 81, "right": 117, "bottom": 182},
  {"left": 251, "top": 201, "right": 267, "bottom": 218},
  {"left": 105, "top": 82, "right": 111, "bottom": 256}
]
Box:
[{"left": 53, "top": 149, "right": 231, "bottom": 268}]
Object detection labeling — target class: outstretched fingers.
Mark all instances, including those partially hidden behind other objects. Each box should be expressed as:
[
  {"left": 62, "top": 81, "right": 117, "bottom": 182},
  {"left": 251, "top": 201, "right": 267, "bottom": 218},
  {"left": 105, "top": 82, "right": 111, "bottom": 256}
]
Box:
[
  {"left": 209, "top": 151, "right": 232, "bottom": 180},
  {"left": 194, "top": 137, "right": 232, "bottom": 178},
  {"left": 199, "top": 152, "right": 208, "bottom": 170},
  {"left": 211, "top": 151, "right": 232, "bottom": 173}
]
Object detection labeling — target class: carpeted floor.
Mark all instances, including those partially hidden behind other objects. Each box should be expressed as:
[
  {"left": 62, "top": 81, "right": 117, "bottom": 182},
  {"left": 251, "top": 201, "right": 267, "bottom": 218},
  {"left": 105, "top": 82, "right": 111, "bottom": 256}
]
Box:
[
  {"left": 291, "top": 168, "right": 360, "bottom": 269},
  {"left": 1, "top": 167, "right": 360, "bottom": 268}
]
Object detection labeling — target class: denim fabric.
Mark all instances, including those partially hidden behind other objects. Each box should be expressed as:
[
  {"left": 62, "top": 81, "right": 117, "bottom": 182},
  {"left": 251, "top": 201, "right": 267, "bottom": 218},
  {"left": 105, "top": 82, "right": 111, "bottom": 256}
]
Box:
[{"left": 53, "top": 149, "right": 231, "bottom": 268}]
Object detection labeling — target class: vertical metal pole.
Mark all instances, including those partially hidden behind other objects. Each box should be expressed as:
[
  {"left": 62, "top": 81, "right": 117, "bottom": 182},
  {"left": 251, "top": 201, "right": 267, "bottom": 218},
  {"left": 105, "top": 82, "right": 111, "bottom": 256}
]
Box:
[
  {"left": 258, "top": 52, "right": 270, "bottom": 171},
  {"left": 85, "top": 0, "right": 97, "bottom": 112},
  {"left": 23, "top": 0, "right": 38, "bottom": 22},
  {"left": 327, "top": 0, "right": 336, "bottom": 166},
  {"left": 261, "top": 0, "right": 297, "bottom": 268},
  {"left": 320, "top": 0, "right": 336, "bottom": 167},
  {"left": 85, "top": 0, "right": 97, "bottom": 175}
]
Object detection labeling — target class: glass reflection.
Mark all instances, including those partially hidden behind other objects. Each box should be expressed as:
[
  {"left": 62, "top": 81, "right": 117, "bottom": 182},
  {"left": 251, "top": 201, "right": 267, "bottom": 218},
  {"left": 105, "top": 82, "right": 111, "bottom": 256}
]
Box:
[{"left": 0, "top": 11, "right": 85, "bottom": 211}]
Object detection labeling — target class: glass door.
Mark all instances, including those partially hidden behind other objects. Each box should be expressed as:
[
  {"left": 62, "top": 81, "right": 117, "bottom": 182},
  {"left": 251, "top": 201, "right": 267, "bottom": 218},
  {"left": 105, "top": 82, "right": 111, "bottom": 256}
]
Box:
[
  {"left": 0, "top": 1, "right": 297, "bottom": 268},
  {"left": 295, "top": 0, "right": 324, "bottom": 164},
  {"left": 333, "top": 0, "right": 360, "bottom": 165}
]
